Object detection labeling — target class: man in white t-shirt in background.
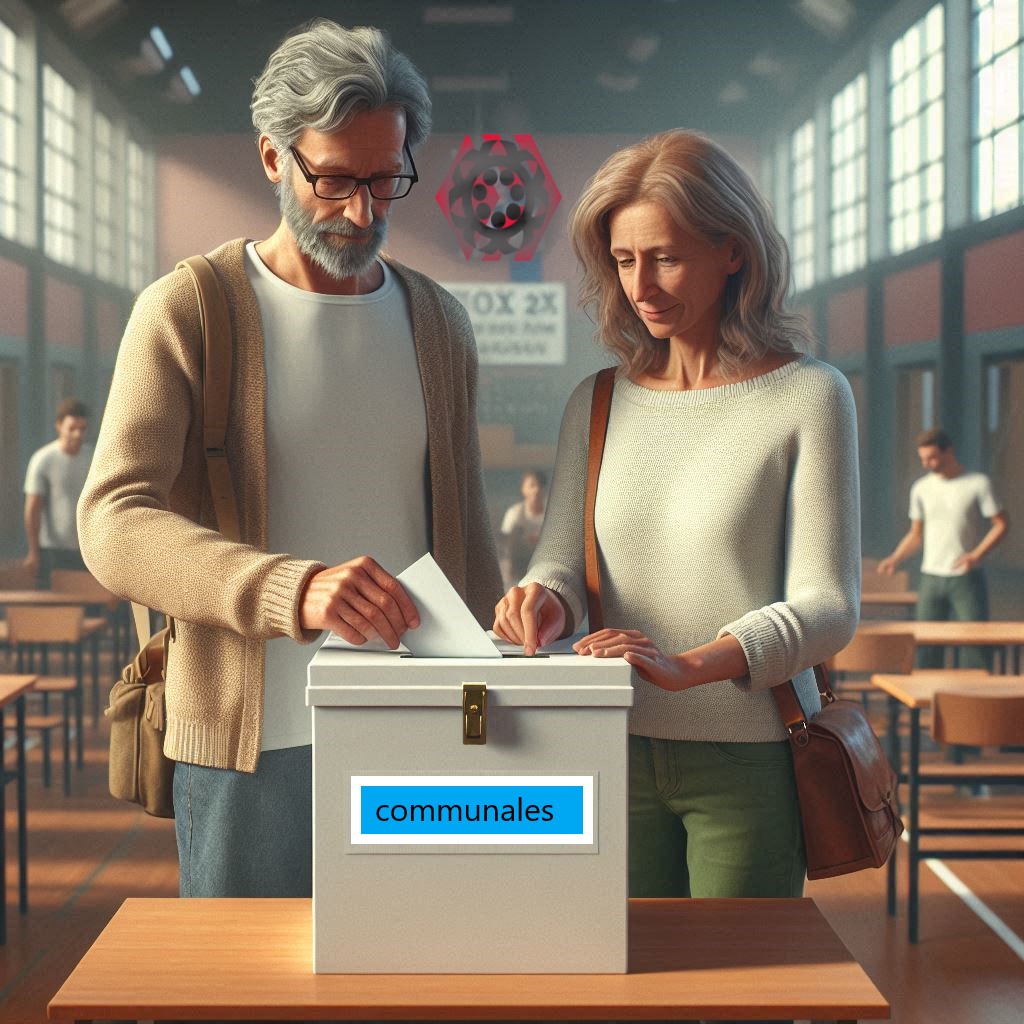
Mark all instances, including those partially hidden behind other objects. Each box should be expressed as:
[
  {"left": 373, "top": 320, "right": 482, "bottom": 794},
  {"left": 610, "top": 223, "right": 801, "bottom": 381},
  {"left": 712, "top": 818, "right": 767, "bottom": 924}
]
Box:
[
  {"left": 879, "top": 427, "right": 1009, "bottom": 668},
  {"left": 23, "top": 397, "right": 92, "bottom": 587}
]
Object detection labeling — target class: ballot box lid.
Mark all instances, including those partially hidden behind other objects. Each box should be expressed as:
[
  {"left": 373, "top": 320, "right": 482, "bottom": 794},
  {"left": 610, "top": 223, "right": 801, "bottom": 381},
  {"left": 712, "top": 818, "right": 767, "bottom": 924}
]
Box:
[{"left": 306, "top": 646, "right": 633, "bottom": 708}]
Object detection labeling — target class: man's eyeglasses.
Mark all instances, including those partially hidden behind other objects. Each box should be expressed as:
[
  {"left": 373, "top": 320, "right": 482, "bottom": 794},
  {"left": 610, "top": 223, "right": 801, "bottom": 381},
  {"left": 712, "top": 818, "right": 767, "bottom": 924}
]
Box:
[{"left": 289, "top": 141, "right": 418, "bottom": 200}]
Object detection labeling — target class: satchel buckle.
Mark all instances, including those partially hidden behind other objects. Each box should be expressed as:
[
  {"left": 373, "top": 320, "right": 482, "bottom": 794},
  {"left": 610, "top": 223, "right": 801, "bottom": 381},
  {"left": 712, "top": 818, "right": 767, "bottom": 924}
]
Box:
[{"left": 787, "top": 720, "right": 810, "bottom": 745}]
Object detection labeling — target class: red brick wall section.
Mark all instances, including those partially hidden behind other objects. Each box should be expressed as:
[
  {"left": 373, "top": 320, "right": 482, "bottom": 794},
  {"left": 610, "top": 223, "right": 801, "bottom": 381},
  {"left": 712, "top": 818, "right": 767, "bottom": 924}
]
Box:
[
  {"left": 964, "top": 230, "right": 1024, "bottom": 334},
  {"left": 0, "top": 256, "right": 28, "bottom": 338},
  {"left": 156, "top": 132, "right": 762, "bottom": 290},
  {"left": 95, "top": 296, "right": 125, "bottom": 357},
  {"left": 883, "top": 260, "right": 940, "bottom": 346},
  {"left": 44, "top": 276, "right": 84, "bottom": 348},
  {"left": 826, "top": 286, "right": 867, "bottom": 357}
]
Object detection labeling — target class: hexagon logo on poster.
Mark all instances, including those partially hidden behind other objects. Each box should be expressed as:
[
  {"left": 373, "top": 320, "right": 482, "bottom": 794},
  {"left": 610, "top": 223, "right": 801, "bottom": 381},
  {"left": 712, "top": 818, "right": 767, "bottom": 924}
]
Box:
[{"left": 435, "top": 135, "right": 561, "bottom": 261}]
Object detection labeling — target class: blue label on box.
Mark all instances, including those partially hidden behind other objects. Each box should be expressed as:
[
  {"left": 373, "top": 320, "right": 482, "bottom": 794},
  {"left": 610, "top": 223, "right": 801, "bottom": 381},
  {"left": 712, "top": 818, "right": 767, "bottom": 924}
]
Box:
[
  {"left": 350, "top": 775, "right": 594, "bottom": 845},
  {"left": 361, "top": 785, "right": 583, "bottom": 835}
]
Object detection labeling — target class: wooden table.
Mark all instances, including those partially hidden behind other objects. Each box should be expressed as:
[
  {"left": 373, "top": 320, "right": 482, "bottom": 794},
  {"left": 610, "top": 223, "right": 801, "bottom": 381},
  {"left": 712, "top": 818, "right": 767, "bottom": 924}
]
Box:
[
  {"left": 871, "top": 671, "right": 1024, "bottom": 942},
  {"left": 47, "top": 897, "right": 889, "bottom": 1022},
  {"left": 858, "top": 620, "right": 1024, "bottom": 672},
  {"left": 0, "top": 673, "right": 35, "bottom": 945}
]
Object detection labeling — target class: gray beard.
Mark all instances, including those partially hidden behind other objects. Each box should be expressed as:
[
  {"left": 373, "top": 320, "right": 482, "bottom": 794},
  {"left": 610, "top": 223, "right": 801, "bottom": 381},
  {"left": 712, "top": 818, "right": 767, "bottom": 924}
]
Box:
[{"left": 279, "top": 172, "right": 387, "bottom": 281}]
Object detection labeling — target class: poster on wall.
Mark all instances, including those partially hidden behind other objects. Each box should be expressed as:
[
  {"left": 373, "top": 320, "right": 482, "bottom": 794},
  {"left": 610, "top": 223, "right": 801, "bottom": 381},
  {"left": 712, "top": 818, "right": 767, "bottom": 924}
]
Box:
[{"left": 441, "top": 282, "right": 566, "bottom": 366}]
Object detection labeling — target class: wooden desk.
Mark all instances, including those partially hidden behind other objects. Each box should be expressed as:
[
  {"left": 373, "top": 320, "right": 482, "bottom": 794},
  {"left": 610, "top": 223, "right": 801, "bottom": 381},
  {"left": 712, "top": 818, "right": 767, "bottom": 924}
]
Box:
[
  {"left": 871, "top": 672, "right": 1024, "bottom": 942},
  {"left": 0, "top": 673, "right": 35, "bottom": 945},
  {"left": 48, "top": 897, "right": 889, "bottom": 1023},
  {"left": 858, "top": 620, "right": 1024, "bottom": 672}
]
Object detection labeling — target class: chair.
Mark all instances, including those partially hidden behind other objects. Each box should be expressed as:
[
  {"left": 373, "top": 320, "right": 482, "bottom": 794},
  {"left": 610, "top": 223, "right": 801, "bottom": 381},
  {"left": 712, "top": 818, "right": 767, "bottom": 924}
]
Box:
[
  {"left": 897, "top": 687, "right": 1024, "bottom": 941},
  {"left": 6, "top": 606, "right": 87, "bottom": 796},
  {"left": 0, "top": 562, "right": 37, "bottom": 656},
  {"left": 50, "top": 570, "right": 122, "bottom": 724},
  {"left": 861, "top": 568, "right": 911, "bottom": 593},
  {"left": 828, "top": 631, "right": 916, "bottom": 705}
]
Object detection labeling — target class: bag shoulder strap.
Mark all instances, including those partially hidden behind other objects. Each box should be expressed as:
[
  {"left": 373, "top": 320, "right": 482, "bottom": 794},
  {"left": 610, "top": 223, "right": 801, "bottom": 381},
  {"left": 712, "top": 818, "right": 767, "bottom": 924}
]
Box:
[
  {"left": 772, "top": 664, "right": 834, "bottom": 734},
  {"left": 584, "top": 367, "right": 617, "bottom": 631},
  {"left": 131, "top": 255, "right": 239, "bottom": 648},
  {"left": 177, "top": 254, "right": 240, "bottom": 545}
]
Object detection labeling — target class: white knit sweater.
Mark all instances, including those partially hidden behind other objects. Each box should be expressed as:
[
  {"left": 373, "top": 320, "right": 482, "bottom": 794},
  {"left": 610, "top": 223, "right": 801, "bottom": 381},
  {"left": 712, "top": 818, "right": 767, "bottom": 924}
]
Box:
[{"left": 523, "top": 355, "right": 861, "bottom": 742}]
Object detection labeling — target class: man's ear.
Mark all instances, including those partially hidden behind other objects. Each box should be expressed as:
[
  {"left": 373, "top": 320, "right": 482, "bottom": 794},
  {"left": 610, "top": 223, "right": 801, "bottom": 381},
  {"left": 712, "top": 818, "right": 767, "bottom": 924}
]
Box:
[{"left": 258, "top": 134, "right": 285, "bottom": 185}]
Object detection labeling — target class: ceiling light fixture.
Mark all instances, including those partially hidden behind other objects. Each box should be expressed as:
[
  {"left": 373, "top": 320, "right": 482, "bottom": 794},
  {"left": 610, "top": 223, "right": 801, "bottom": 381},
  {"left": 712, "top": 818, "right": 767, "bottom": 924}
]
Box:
[
  {"left": 179, "top": 66, "right": 201, "bottom": 97},
  {"left": 793, "top": 0, "right": 854, "bottom": 39},
  {"left": 149, "top": 26, "right": 173, "bottom": 62},
  {"left": 423, "top": 5, "right": 515, "bottom": 24},
  {"left": 432, "top": 74, "right": 509, "bottom": 92}
]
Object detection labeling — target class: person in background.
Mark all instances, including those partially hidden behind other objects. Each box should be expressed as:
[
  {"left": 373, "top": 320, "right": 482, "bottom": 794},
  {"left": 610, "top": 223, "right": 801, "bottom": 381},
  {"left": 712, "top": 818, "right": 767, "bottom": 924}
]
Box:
[
  {"left": 878, "top": 427, "right": 1008, "bottom": 668},
  {"left": 78, "top": 20, "right": 501, "bottom": 899},
  {"left": 23, "top": 397, "right": 91, "bottom": 587},
  {"left": 494, "top": 130, "right": 860, "bottom": 950},
  {"left": 499, "top": 469, "right": 548, "bottom": 591}
]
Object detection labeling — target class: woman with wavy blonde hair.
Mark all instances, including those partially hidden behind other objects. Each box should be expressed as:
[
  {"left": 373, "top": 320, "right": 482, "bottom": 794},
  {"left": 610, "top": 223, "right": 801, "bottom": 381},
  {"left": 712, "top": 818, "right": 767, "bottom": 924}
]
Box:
[{"left": 495, "top": 129, "right": 860, "bottom": 912}]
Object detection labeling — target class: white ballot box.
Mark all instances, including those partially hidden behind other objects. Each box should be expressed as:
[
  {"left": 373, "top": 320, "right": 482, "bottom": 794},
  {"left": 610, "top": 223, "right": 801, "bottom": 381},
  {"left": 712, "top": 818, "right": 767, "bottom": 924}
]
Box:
[{"left": 306, "top": 645, "right": 633, "bottom": 973}]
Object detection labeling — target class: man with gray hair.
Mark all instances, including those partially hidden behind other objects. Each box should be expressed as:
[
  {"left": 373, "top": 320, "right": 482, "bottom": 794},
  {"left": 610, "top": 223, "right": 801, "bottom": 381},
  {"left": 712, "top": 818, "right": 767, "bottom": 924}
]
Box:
[{"left": 79, "top": 20, "right": 501, "bottom": 897}]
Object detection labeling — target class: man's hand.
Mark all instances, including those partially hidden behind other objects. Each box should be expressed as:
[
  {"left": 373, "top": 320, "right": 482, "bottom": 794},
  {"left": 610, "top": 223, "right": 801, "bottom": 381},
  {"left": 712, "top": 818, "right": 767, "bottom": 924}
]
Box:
[
  {"left": 574, "top": 628, "right": 693, "bottom": 691},
  {"left": 22, "top": 551, "right": 39, "bottom": 574},
  {"left": 493, "top": 582, "right": 566, "bottom": 656},
  {"left": 952, "top": 551, "right": 980, "bottom": 572},
  {"left": 299, "top": 556, "right": 419, "bottom": 648},
  {"left": 877, "top": 556, "right": 899, "bottom": 575}
]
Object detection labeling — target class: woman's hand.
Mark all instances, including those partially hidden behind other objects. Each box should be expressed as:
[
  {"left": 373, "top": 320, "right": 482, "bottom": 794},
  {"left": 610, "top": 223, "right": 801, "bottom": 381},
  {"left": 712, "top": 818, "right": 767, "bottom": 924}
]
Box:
[
  {"left": 493, "top": 582, "right": 567, "bottom": 656},
  {"left": 573, "top": 628, "right": 693, "bottom": 690}
]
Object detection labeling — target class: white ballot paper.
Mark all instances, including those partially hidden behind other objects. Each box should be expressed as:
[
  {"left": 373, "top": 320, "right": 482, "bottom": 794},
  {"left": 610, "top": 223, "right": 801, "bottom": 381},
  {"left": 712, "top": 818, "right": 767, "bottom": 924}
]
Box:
[{"left": 322, "top": 553, "right": 501, "bottom": 658}]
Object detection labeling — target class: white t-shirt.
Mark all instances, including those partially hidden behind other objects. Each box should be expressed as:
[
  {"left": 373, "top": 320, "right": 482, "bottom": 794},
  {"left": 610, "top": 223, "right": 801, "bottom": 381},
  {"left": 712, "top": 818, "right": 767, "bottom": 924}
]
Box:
[
  {"left": 245, "top": 244, "right": 429, "bottom": 750},
  {"left": 909, "top": 471, "right": 1002, "bottom": 577},
  {"left": 24, "top": 439, "right": 93, "bottom": 550}
]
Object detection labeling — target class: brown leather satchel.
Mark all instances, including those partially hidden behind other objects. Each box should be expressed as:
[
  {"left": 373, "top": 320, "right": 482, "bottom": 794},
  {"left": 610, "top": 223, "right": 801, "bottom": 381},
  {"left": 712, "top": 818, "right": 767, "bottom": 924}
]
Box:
[
  {"left": 584, "top": 366, "right": 903, "bottom": 880},
  {"left": 105, "top": 254, "right": 239, "bottom": 818}
]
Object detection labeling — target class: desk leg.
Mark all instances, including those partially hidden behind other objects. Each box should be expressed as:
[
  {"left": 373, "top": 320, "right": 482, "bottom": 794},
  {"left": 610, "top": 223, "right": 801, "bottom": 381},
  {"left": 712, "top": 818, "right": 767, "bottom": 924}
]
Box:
[
  {"left": 886, "top": 694, "right": 901, "bottom": 770},
  {"left": 16, "top": 695, "right": 27, "bottom": 913},
  {"left": 0, "top": 704, "right": 6, "bottom": 946},
  {"left": 886, "top": 695, "right": 901, "bottom": 917},
  {"left": 90, "top": 632, "right": 100, "bottom": 728},
  {"left": 908, "top": 707, "right": 921, "bottom": 944}
]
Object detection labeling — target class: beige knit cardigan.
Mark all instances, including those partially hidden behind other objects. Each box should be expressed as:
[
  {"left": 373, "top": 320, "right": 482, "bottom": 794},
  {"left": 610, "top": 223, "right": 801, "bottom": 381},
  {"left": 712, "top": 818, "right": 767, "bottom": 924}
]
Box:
[{"left": 79, "top": 238, "right": 502, "bottom": 772}]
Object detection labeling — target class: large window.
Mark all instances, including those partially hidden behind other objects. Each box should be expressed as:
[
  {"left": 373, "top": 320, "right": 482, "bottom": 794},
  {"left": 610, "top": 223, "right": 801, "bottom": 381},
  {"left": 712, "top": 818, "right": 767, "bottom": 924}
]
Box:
[
  {"left": 42, "top": 64, "right": 80, "bottom": 267},
  {"left": 888, "top": 4, "right": 945, "bottom": 255},
  {"left": 94, "top": 111, "right": 117, "bottom": 282},
  {"left": 972, "top": 0, "right": 1023, "bottom": 219},
  {"left": 790, "top": 118, "right": 816, "bottom": 293},
  {"left": 126, "top": 138, "right": 153, "bottom": 291},
  {"left": 0, "top": 18, "right": 21, "bottom": 241},
  {"left": 830, "top": 73, "right": 868, "bottom": 276}
]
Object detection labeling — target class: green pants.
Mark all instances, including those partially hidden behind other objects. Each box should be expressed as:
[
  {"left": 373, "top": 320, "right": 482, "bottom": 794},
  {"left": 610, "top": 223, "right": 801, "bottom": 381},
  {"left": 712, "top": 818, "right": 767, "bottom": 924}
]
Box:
[
  {"left": 628, "top": 734, "right": 805, "bottom": 899},
  {"left": 916, "top": 570, "right": 990, "bottom": 669}
]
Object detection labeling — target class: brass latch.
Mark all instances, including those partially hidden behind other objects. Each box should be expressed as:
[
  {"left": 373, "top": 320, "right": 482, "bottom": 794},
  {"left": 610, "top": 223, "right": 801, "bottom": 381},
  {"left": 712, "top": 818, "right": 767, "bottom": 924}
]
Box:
[{"left": 462, "top": 683, "right": 487, "bottom": 744}]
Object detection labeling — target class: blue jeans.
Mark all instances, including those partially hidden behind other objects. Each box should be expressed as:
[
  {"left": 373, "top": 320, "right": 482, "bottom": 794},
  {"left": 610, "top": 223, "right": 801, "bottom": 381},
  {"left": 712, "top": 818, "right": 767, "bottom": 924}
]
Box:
[
  {"left": 173, "top": 745, "right": 312, "bottom": 897},
  {"left": 916, "top": 570, "right": 990, "bottom": 669}
]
